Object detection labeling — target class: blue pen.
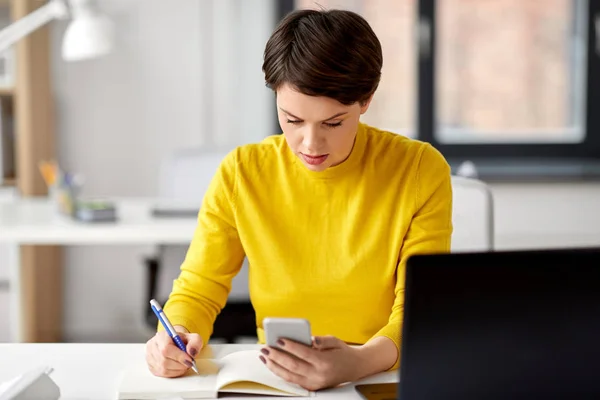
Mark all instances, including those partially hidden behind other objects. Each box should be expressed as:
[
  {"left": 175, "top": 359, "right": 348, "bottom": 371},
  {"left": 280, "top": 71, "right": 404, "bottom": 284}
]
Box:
[{"left": 150, "top": 299, "right": 199, "bottom": 374}]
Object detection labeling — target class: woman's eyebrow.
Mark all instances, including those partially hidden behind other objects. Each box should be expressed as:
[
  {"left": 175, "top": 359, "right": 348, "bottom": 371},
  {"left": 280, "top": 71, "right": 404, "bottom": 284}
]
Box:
[
  {"left": 322, "top": 112, "right": 348, "bottom": 121},
  {"left": 279, "top": 108, "right": 301, "bottom": 119},
  {"left": 279, "top": 108, "right": 348, "bottom": 121}
]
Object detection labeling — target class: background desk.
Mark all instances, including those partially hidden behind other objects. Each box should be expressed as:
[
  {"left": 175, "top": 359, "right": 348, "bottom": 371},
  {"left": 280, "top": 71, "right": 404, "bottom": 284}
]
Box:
[
  {"left": 0, "top": 198, "right": 199, "bottom": 342},
  {"left": 0, "top": 343, "right": 398, "bottom": 399}
]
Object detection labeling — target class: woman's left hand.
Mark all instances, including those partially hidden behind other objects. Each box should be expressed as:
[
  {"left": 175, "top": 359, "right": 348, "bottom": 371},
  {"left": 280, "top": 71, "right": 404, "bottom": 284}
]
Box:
[{"left": 259, "top": 335, "right": 364, "bottom": 391}]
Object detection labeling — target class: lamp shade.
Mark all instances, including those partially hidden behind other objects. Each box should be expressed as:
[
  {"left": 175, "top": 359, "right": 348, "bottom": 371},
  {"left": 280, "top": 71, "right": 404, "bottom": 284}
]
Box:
[{"left": 61, "top": 11, "right": 114, "bottom": 61}]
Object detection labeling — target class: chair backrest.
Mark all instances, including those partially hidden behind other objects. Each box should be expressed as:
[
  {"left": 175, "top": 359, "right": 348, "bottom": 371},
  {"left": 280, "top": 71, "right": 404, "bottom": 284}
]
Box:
[
  {"left": 450, "top": 175, "right": 494, "bottom": 252},
  {"left": 157, "top": 148, "right": 232, "bottom": 202}
]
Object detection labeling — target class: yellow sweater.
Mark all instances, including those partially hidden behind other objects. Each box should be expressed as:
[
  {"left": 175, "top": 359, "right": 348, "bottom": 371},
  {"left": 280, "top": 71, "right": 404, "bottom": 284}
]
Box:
[{"left": 163, "top": 122, "right": 453, "bottom": 369}]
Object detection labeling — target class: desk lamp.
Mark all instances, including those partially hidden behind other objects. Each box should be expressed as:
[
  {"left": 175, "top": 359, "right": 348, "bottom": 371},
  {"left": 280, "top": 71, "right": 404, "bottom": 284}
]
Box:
[{"left": 0, "top": 0, "right": 114, "bottom": 61}]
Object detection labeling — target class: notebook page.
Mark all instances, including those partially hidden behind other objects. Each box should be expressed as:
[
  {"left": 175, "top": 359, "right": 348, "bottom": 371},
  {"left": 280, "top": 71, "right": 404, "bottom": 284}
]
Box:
[
  {"left": 215, "top": 350, "right": 311, "bottom": 397},
  {"left": 117, "top": 359, "right": 220, "bottom": 400}
]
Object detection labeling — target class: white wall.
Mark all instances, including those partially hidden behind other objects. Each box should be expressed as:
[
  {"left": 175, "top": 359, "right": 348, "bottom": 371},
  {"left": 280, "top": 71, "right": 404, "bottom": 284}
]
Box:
[{"left": 49, "top": 0, "right": 275, "bottom": 342}]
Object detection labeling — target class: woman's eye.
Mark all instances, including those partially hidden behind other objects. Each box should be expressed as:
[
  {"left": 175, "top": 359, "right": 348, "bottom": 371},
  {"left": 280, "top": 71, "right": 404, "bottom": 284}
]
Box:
[{"left": 285, "top": 119, "right": 342, "bottom": 128}]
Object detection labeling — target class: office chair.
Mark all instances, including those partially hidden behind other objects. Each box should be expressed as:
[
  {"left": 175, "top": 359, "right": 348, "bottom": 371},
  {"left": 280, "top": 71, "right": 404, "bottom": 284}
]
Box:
[{"left": 450, "top": 175, "right": 495, "bottom": 251}]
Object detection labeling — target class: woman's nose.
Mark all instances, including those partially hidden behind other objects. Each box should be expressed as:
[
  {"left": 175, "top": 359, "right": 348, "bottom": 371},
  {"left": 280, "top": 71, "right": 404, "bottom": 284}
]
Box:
[{"left": 302, "top": 126, "right": 324, "bottom": 151}]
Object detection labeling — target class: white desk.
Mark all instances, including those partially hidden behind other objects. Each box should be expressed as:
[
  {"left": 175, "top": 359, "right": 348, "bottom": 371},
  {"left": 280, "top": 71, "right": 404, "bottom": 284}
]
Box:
[
  {"left": 0, "top": 197, "right": 198, "bottom": 245},
  {"left": 0, "top": 198, "right": 199, "bottom": 342},
  {"left": 0, "top": 343, "right": 398, "bottom": 399}
]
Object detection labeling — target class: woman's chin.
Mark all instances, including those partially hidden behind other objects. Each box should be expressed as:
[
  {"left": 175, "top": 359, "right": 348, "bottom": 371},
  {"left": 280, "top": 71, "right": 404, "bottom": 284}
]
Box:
[{"left": 304, "top": 163, "right": 328, "bottom": 172}]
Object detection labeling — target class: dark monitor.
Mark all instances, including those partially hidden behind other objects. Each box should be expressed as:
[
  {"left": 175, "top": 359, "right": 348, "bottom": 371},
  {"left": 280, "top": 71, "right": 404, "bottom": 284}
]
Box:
[{"left": 398, "top": 248, "right": 600, "bottom": 400}]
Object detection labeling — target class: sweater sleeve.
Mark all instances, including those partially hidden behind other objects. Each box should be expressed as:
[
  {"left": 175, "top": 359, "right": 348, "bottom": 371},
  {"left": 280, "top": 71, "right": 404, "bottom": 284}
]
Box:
[
  {"left": 160, "top": 149, "right": 246, "bottom": 344},
  {"left": 371, "top": 143, "right": 453, "bottom": 370}
]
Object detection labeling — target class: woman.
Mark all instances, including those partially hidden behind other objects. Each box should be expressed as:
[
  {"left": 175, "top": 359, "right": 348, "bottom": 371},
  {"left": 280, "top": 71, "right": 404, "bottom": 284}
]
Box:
[{"left": 145, "top": 8, "right": 452, "bottom": 390}]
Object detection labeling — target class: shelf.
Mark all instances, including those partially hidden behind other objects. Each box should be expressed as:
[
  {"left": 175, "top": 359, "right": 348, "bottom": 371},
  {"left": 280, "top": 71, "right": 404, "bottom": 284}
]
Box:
[
  {"left": 0, "top": 0, "right": 48, "bottom": 8},
  {"left": 1, "top": 177, "right": 16, "bottom": 187}
]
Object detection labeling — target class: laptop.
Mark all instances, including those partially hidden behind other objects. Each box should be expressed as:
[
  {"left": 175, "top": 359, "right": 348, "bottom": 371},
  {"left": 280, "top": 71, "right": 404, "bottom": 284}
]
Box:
[{"left": 393, "top": 248, "right": 600, "bottom": 400}]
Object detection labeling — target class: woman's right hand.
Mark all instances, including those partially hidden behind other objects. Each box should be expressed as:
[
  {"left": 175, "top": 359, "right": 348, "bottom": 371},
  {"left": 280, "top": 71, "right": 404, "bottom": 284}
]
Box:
[{"left": 145, "top": 326, "right": 203, "bottom": 378}]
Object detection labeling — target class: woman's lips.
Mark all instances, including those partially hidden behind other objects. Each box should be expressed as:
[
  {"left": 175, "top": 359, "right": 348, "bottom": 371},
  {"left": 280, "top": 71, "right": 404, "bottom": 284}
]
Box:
[{"left": 300, "top": 153, "right": 329, "bottom": 165}]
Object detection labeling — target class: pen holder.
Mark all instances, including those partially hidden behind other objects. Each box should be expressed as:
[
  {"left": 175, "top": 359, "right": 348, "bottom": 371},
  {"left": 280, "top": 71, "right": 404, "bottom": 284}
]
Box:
[
  {"left": 49, "top": 181, "right": 81, "bottom": 217},
  {"left": 46, "top": 171, "right": 117, "bottom": 222}
]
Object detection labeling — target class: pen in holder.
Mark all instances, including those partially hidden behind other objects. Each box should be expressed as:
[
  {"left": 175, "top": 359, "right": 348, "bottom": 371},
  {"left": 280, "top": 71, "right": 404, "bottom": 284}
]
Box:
[
  {"left": 39, "top": 160, "right": 81, "bottom": 217},
  {"left": 50, "top": 174, "right": 82, "bottom": 217},
  {"left": 40, "top": 161, "right": 117, "bottom": 222}
]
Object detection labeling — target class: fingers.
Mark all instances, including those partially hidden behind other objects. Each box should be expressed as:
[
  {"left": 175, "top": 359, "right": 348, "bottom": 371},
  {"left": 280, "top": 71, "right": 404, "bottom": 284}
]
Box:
[
  {"left": 312, "top": 335, "right": 342, "bottom": 350},
  {"left": 148, "top": 361, "right": 187, "bottom": 377},
  {"left": 145, "top": 329, "right": 206, "bottom": 378},
  {"left": 145, "top": 331, "right": 194, "bottom": 377},
  {"left": 261, "top": 355, "right": 313, "bottom": 390},
  {"left": 261, "top": 346, "right": 312, "bottom": 376},
  {"left": 274, "top": 339, "right": 319, "bottom": 363},
  {"left": 271, "top": 336, "right": 343, "bottom": 365},
  {"left": 181, "top": 332, "right": 203, "bottom": 358},
  {"left": 155, "top": 330, "right": 195, "bottom": 365},
  {"left": 146, "top": 346, "right": 188, "bottom": 377}
]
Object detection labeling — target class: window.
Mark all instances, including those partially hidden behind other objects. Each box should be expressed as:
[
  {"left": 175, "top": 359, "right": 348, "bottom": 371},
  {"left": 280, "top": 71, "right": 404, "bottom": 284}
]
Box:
[
  {"left": 276, "top": 0, "right": 600, "bottom": 178},
  {"left": 436, "top": 0, "right": 586, "bottom": 144},
  {"left": 419, "top": 0, "right": 600, "bottom": 174},
  {"left": 282, "top": 0, "right": 417, "bottom": 137}
]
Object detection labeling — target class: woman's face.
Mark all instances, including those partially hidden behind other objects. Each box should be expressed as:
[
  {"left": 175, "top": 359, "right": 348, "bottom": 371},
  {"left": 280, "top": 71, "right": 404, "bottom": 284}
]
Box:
[{"left": 276, "top": 83, "right": 371, "bottom": 172}]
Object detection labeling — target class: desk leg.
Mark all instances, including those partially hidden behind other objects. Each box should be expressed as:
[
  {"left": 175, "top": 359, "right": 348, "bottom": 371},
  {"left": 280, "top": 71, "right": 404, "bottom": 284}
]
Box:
[
  {"left": 8, "top": 244, "right": 21, "bottom": 342},
  {"left": 18, "top": 245, "right": 63, "bottom": 342}
]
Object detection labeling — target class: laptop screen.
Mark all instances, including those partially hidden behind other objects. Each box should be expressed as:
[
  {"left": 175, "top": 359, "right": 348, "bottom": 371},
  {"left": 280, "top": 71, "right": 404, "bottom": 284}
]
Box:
[{"left": 399, "top": 248, "right": 600, "bottom": 400}]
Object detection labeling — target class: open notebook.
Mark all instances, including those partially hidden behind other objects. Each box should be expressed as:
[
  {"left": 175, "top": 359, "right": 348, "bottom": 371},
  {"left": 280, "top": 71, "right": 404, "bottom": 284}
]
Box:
[{"left": 117, "top": 349, "right": 314, "bottom": 399}]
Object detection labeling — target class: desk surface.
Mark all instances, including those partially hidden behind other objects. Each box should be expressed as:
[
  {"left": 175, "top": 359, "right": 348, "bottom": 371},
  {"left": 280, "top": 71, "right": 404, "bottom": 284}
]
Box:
[
  {"left": 0, "top": 343, "right": 397, "bottom": 399},
  {"left": 0, "top": 198, "right": 199, "bottom": 245}
]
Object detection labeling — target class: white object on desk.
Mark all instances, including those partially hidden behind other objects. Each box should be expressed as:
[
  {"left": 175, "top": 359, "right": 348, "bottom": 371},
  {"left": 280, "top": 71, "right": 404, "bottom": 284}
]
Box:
[
  {"left": 0, "top": 366, "right": 60, "bottom": 400},
  {"left": 0, "top": 343, "right": 397, "bottom": 400}
]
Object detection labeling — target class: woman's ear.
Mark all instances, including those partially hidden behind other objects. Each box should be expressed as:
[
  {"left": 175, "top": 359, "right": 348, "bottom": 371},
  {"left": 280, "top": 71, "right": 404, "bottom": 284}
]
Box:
[{"left": 360, "top": 94, "right": 375, "bottom": 114}]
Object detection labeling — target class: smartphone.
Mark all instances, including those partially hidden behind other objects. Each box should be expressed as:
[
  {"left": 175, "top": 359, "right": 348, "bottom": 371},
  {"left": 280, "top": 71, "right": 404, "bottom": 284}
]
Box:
[{"left": 263, "top": 317, "right": 312, "bottom": 349}]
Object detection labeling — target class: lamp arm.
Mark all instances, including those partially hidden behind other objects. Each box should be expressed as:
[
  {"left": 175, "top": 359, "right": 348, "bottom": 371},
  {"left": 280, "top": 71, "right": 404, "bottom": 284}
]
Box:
[{"left": 0, "top": 0, "right": 69, "bottom": 53}]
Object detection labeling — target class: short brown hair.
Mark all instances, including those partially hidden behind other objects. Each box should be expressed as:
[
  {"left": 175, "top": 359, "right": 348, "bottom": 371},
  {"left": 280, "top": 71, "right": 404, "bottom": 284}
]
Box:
[{"left": 262, "top": 9, "right": 383, "bottom": 105}]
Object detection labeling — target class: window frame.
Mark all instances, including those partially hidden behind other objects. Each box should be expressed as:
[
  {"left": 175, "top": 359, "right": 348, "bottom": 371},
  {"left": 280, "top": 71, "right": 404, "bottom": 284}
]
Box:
[
  {"left": 418, "top": 0, "right": 600, "bottom": 163},
  {"left": 271, "top": 0, "right": 296, "bottom": 135},
  {"left": 277, "top": 0, "right": 295, "bottom": 18},
  {"left": 275, "top": 0, "right": 600, "bottom": 179}
]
